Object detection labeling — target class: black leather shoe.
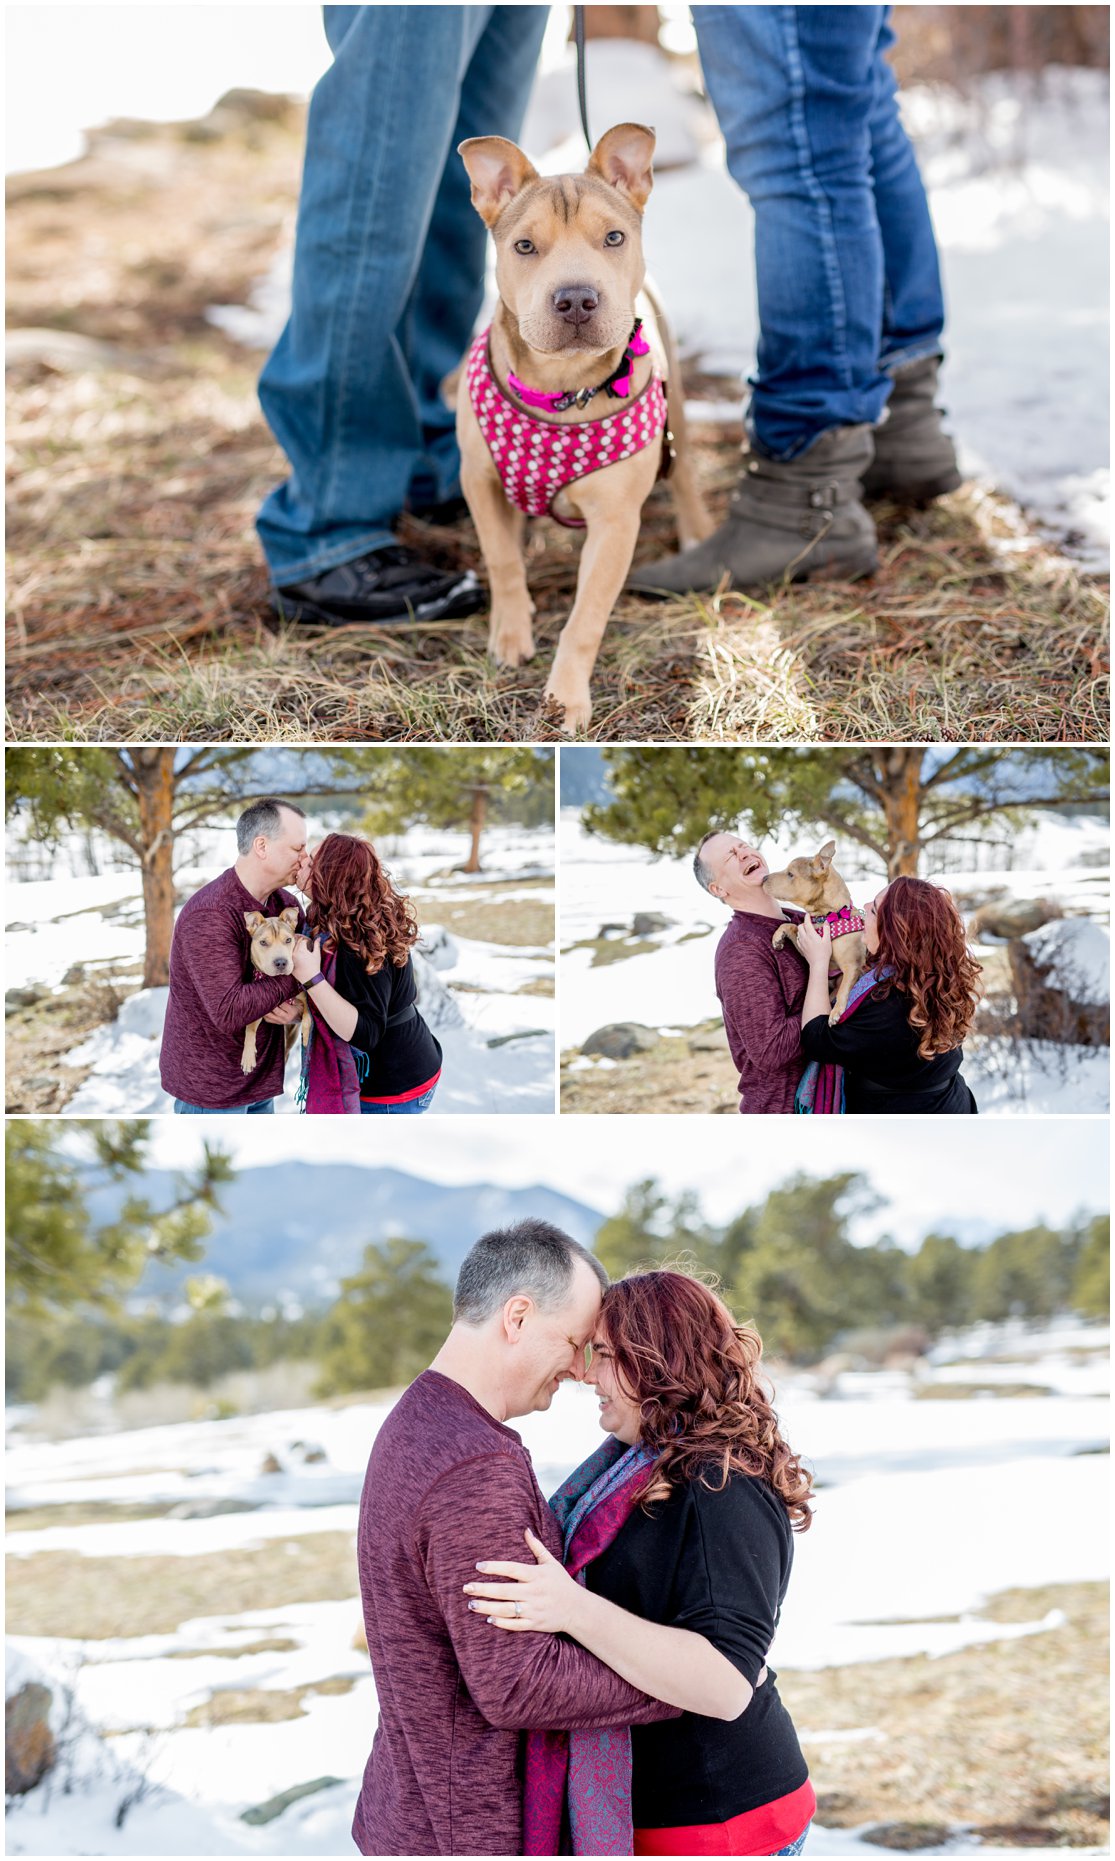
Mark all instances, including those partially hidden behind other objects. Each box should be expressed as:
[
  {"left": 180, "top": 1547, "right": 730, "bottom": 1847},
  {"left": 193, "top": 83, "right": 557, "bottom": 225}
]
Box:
[{"left": 270, "top": 545, "right": 483, "bottom": 626}]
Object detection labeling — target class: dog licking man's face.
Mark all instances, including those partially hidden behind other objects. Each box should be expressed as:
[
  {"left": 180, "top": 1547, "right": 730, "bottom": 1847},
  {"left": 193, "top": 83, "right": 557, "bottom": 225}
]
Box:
[{"left": 459, "top": 124, "right": 655, "bottom": 360}]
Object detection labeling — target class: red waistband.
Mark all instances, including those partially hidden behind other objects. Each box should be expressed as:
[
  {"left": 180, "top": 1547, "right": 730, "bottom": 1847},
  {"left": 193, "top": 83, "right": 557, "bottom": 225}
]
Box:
[
  {"left": 360, "top": 1068, "right": 441, "bottom": 1106},
  {"left": 634, "top": 1778, "right": 816, "bottom": 1856}
]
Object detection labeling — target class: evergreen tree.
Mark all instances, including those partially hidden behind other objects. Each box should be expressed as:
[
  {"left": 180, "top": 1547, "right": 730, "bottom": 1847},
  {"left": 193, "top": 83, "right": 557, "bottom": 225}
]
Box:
[
  {"left": 360, "top": 748, "right": 551, "bottom": 872},
  {"left": 583, "top": 747, "right": 1107, "bottom": 878},
  {"left": 6, "top": 748, "right": 402, "bottom": 985},
  {"left": 907, "top": 1231, "right": 978, "bottom": 1332},
  {"left": 719, "top": 1172, "right": 887, "bottom": 1359},
  {"left": 594, "top": 1178, "right": 716, "bottom": 1279},
  {"left": 314, "top": 1237, "right": 453, "bottom": 1396},
  {"left": 6, "top": 1120, "right": 233, "bottom": 1313},
  {"left": 1071, "top": 1214, "right": 1110, "bottom": 1320},
  {"left": 972, "top": 1224, "right": 1078, "bottom": 1320}
]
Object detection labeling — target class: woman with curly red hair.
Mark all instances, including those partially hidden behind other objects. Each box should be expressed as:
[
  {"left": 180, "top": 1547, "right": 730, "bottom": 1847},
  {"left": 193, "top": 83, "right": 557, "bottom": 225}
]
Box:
[
  {"left": 796, "top": 874, "right": 980, "bottom": 1113},
  {"left": 290, "top": 833, "right": 442, "bottom": 1114},
  {"left": 466, "top": 1270, "right": 816, "bottom": 1857}
]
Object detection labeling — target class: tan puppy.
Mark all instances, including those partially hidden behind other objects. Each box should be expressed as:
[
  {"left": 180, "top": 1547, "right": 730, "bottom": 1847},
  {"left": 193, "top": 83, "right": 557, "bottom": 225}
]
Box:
[
  {"left": 457, "top": 122, "right": 711, "bottom": 733},
  {"left": 241, "top": 908, "right": 310, "bottom": 1075},
  {"left": 762, "top": 841, "right": 867, "bottom": 1023}
]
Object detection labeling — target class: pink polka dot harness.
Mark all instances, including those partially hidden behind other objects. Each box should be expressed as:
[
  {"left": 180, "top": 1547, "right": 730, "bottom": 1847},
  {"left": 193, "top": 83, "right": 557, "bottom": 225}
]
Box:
[{"left": 466, "top": 328, "right": 668, "bottom": 529}]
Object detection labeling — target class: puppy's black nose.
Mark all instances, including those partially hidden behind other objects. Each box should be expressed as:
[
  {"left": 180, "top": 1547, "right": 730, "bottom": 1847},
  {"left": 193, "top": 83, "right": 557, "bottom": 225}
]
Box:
[
  {"left": 552, "top": 284, "right": 599, "bottom": 325},
  {"left": 273, "top": 959, "right": 289, "bottom": 971}
]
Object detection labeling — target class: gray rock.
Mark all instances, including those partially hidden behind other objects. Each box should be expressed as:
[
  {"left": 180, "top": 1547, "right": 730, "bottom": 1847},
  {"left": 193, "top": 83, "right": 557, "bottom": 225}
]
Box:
[
  {"left": 5, "top": 922, "right": 34, "bottom": 934},
  {"left": 687, "top": 1027, "right": 728, "bottom": 1053},
  {"left": 167, "top": 1498, "right": 262, "bottom": 1521},
  {"left": 631, "top": 912, "right": 674, "bottom": 936},
  {"left": 5, "top": 986, "right": 46, "bottom": 1014},
  {"left": 5, "top": 1681, "right": 56, "bottom": 1795},
  {"left": 241, "top": 1776, "right": 347, "bottom": 1827},
  {"left": 582, "top": 1023, "right": 661, "bottom": 1060}
]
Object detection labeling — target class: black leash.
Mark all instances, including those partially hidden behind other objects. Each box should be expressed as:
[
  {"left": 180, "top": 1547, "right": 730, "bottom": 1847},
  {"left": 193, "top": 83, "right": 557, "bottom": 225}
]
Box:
[{"left": 574, "top": 5, "right": 592, "bottom": 152}]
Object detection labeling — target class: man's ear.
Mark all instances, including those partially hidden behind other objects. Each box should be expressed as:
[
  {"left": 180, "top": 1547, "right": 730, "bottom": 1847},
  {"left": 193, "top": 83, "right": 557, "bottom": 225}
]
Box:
[
  {"left": 244, "top": 912, "right": 265, "bottom": 932},
  {"left": 458, "top": 136, "right": 539, "bottom": 227},
  {"left": 279, "top": 907, "right": 300, "bottom": 930},
  {"left": 502, "top": 1294, "right": 532, "bottom": 1340},
  {"left": 586, "top": 122, "right": 656, "bottom": 212}
]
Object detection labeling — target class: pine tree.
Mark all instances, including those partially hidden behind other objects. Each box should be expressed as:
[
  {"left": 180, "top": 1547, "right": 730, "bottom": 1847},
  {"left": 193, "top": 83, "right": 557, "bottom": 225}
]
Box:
[
  {"left": 582, "top": 747, "right": 1107, "bottom": 878},
  {"left": 6, "top": 1120, "right": 234, "bottom": 1313},
  {"left": 313, "top": 1237, "right": 453, "bottom": 1396},
  {"left": 360, "top": 748, "right": 551, "bottom": 872}
]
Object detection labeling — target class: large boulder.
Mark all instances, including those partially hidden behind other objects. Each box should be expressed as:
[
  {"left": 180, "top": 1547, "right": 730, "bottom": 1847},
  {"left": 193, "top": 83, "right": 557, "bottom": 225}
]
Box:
[
  {"left": 1008, "top": 919, "right": 1109, "bottom": 1045},
  {"left": 631, "top": 912, "right": 674, "bottom": 936},
  {"left": 6, "top": 1679, "right": 55, "bottom": 1795},
  {"left": 411, "top": 949, "right": 465, "bottom": 1031},
  {"left": 968, "top": 897, "right": 1062, "bottom": 941},
  {"left": 582, "top": 1023, "right": 661, "bottom": 1060}
]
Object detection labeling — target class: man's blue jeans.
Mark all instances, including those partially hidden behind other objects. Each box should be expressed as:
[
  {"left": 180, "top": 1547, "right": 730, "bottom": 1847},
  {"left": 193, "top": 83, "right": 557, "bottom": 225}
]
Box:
[
  {"left": 692, "top": 5, "right": 946, "bottom": 459},
  {"left": 257, "top": 5, "right": 548, "bottom": 585},
  {"left": 173, "top": 1099, "right": 275, "bottom": 1115}
]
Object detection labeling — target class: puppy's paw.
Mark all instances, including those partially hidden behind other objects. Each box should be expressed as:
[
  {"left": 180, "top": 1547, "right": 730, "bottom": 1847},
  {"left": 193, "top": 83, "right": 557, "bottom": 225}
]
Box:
[
  {"left": 488, "top": 622, "right": 535, "bottom": 668},
  {"left": 544, "top": 681, "right": 592, "bottom": 735},
  {"left": 828, "top": 1007, "right": 843, "bottom": 1026},
  {"left": 241, "top": 1053, "right": 256, "bottom": 1075}
]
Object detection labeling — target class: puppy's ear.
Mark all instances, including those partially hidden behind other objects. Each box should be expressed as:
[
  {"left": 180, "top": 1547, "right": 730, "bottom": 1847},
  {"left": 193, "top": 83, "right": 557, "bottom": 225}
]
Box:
[
  {"left": 586, "top": 122, "right": 656, "bottom": 212},
  {"left": 815, "top": 841, "right": 837, "bottom": 869},
  {"left": 459, "top": 136, "right": 539, "bottom": 227},
  {"left": 244, "top": 912, "right": 265, "bottom": 932},
  {"left": 279, "top": 907, "right": 300, "bottom": 930}
]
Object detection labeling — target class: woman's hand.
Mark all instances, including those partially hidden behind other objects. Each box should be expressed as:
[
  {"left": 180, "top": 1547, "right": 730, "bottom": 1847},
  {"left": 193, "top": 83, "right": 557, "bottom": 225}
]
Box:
[
  {"left": 292, "top": 934, "right": 323, "bottom": 984},
  {"left": 463, "top": 1529, "right": 583, "bottom": 1635},
  {"left": 796, "top": 914, "right": 832, "bottom": 970}
]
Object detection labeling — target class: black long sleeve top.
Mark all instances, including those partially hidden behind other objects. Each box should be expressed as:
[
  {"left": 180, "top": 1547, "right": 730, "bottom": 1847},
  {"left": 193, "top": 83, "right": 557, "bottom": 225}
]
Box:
[
  {"left": 801, "top": 984, "right": 977, "bottom": 1114},
  {"left": 585, "top": 1470, "right": 810, "bottom": 1828},
  {"left": 334, "top": 945, "right": 442, "bottom": 1098}
]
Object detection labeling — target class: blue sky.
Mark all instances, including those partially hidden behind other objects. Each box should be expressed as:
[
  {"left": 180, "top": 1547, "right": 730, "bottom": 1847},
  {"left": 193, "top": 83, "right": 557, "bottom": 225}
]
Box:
[{"left": 150, "top": 1117, "right": 1109, "bottom": 1250}]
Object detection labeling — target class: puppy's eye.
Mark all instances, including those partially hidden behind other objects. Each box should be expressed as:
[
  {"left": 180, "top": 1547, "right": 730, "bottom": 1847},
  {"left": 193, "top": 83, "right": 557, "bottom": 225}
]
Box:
[
  {"left": 513, "top": 238, "right": 536, "bottom": 255},
  {"left": 604, "top": 230, "right": 625, "bottom": 247}
]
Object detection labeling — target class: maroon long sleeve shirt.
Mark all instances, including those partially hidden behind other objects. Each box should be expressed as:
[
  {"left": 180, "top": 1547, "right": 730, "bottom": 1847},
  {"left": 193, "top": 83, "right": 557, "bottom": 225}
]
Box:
[
  {"left": 159, "top": 866, "right": 301, "bottom": 1109},
  {"left": 714, "top": 907, "right": 808, "bottom": 1115},
  {"left": 353, "top": 1370, "right": 677, "bottom": 1857}
]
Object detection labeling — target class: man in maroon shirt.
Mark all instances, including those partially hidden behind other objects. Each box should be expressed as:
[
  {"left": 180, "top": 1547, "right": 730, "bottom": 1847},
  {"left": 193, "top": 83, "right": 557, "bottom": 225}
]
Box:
[
  {"left": 353, "top": 1219, "right": 678, "bottom": 1857},
  {"left": 695, "top": 832, "right": 808, "bottom": 1115},
  {"left": 160, "top": 799, "right": 308, "bottom": 1112}
]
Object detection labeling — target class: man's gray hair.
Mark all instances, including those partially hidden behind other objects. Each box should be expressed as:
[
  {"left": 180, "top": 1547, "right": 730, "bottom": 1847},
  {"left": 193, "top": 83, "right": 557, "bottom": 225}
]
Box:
[
  {"left": 454, "top": 1218, "right": 608, "bottom": 1324},
  {"left": 693, "top": 830, "right": 722, "bottom": 894},
  {"left": 235, "top": 798, "right": 306, "bottom": 857}
]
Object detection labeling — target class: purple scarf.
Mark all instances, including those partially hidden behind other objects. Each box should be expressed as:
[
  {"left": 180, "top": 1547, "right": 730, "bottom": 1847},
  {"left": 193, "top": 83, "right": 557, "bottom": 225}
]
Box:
[
  {"left": 524, "top": 1437, "right": 657, "bottom": 1856},
  {"left": 297, "top": 941, "right": 364, "bottom": 1115},
  {"left": 795, "top": 964, "right": 885, "bottom": 1114}
]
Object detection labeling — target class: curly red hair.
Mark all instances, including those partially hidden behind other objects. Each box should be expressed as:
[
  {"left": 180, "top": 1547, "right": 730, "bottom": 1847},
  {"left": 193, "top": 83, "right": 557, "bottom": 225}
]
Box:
[
  {"left": 309, "top": 833, "right": 418, "bottom": 974},
  {"left": 599, "top": 1270, "right": 814, "bottom": 1531},
  {"left": 872, "top": 876, "right": 981, "bottom": 1059}
]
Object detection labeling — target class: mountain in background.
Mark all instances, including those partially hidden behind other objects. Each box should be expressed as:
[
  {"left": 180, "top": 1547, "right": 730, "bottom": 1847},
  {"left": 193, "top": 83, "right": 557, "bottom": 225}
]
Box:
[{"left": 87, "top": 1166, "right": 605, "bottom": 1307}]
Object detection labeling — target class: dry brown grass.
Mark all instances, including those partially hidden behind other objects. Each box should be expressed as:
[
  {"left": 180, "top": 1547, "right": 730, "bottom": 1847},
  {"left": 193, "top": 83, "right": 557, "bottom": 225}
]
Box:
[
  {"left": 780, "top": 1581, "right": 1109, "bottom": 1850},
  {"left": 6, "top": 105, "right": 1108, "bottom": 744}
]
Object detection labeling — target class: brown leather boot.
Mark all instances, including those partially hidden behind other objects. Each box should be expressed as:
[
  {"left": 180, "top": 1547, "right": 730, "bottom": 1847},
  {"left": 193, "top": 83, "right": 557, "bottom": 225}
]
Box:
[
  {"left": 627, "top": 423, "right": 877, "bottom": 596},
  {"left": 862, "top": 354, "right": 963, "bottom": 501}
]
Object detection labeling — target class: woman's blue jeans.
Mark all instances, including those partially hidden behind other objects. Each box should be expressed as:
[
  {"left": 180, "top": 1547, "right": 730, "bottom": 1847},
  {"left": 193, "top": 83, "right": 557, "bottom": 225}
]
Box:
[
  {"left": 256, "top": 4, "right": 548, "bottom": 584},
  {"left": 360, "top": 1085, "right": 438, "bottom": 1115},
  {"left": 692, "top": 5, "right": 946, "bottom": 459}
]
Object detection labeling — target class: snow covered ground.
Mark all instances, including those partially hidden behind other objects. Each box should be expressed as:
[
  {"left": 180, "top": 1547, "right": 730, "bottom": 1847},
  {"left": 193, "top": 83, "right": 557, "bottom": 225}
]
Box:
[
  {"left": 5, "top": 822, "right": 556, "bottom": 1116},
  {"left": 5, "top": 1319, "right": 1108, "bottom": 1858},
  {"left": 559, "top": 806, "right": 1110, "bottom": 1113}
]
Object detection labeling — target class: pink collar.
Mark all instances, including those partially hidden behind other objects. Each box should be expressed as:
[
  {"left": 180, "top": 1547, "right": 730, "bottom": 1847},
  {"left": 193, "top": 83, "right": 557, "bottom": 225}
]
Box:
[
  {"left": 811, "top": 904, "right": 866, "bottom": 937},
  {"left": 506, "top": 319, "right": 650, "bottom": 415}
]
